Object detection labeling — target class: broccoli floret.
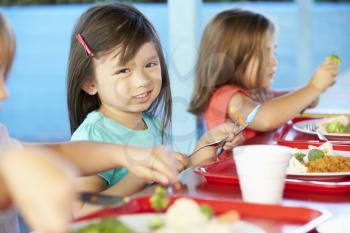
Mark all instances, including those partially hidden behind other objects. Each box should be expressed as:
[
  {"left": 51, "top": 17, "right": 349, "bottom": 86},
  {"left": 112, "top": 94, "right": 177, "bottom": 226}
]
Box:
[
  {"left": 150, "top": 186, "right": 169, "bottom": 212},
  {"left": 325, "top": 54, "right": 341, "bottom": 65},
  {"left": 308, "top": 149, "right": 325, "bottom": 162},
  {"left": 293, "top": 152, "right": 306, "bottom": 163},
  {"left": 200, "top": 204, "right": 214, "bottom": 219}
]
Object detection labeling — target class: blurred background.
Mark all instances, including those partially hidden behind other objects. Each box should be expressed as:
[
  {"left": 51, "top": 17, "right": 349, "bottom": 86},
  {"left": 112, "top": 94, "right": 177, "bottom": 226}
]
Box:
[{"left": 0, "top": 0, "right": 349, "bottom": 153}]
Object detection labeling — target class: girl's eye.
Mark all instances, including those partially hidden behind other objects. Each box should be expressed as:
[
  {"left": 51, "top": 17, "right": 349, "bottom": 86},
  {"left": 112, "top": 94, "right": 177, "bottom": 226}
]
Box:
[
  {"left": 145, "top": 61, "right": 159, "bottom": 68},
  {"left": 115, "top": 68, "right": 130, "bottom": 75}
]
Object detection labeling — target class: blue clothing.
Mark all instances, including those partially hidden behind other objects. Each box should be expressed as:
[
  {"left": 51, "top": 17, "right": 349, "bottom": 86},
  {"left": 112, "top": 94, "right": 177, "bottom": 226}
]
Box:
[{"left": 71, "top": 111, "right": 163, "bottom": 188}]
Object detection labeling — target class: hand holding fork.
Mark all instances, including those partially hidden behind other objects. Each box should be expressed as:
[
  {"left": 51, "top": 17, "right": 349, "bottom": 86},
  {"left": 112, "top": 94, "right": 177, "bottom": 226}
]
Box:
[{"left": 189, "top": 112, "right": 248, "bottom": 158}]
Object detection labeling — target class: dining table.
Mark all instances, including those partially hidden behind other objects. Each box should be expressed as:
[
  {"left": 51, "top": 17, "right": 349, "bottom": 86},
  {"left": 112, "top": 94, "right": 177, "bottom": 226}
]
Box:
[
  {"left": 131, "top": 128, "right": 350, "bottom": 233},
  {"left": 75, "top": 112, "right": 350, "bottom": 233}
]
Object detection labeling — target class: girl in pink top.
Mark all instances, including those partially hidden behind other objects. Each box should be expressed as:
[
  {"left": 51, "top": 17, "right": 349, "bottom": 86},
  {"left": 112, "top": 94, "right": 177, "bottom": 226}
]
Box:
[{"left": 189, "top": 8, "right": 338, "bottom": 143}]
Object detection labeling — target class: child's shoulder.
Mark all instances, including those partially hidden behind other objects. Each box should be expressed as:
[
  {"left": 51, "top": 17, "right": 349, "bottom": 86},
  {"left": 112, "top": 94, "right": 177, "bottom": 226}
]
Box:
[
  {"left": 208, "top": 84, "right": 251, "bottom": 107},
  {"left": 71, "top": 111, "right": 107, "bottom": 141},
  {"left": 213, "top": 84, "right": 250, "bottom": 97}
]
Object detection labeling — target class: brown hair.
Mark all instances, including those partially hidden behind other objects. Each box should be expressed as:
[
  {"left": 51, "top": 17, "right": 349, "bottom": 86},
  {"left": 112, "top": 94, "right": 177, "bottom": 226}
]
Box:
[
  {"left": 0, "top": 13, "right": 16, "bottom": 80},
  {"left": 188, "top": 8, "right": 275, "bottom": 115},
  {"left": 67, "top": 3, "right": 172, "bottom": 140}
]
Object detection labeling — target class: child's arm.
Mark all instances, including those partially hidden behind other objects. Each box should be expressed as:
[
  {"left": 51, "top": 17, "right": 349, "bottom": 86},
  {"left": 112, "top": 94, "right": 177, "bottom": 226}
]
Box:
[
  {"left": 73, "top": 173, "right": 147, "bottom": 217},
  {"left": 228, "top": 60, "right": 338, "bottom": 131},
  {"left": 0, "top": 147, "right": 76, "bottom": 233},
  {"left": 38, "top": 142, "right": 179, "bottom": 186}
]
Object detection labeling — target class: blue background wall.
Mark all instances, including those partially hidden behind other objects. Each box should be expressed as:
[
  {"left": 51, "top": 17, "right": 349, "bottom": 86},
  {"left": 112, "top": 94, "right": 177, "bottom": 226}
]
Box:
[{"left": 1, "top": 2, "right": 349, "bottom": 144}]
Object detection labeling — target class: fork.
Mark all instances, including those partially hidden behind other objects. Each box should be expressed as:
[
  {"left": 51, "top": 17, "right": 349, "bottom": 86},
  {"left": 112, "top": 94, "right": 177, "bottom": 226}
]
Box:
[
  {"left": 189, "top": 123, "right": 248, "bottom": 158},
  {"left": 306, "top": 122, "right": 328, "bottom": 142},
  {"left": 188, "top": 135, "right": 229, "bottom": 158}
]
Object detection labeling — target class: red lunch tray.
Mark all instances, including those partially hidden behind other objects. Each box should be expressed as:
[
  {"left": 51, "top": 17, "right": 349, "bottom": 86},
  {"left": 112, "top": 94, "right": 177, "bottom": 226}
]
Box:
[
  {"left": 74, "top": 195, "right": 330, "bottom": 233},
  {"left": 273, "top": 117, "right": 350, "bottom": 150},
  {"left": 194, "top": 157, "right": 350, "bottom": 194}
]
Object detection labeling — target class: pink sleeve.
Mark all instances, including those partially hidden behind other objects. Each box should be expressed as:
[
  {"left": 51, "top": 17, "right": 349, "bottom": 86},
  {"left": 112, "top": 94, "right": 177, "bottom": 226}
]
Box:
[
  {"left": 204, "top": 85, "right": 257, "bottom": 141},
  {"left": 204, "top": 85, "right": 247, "bottom": 130}
]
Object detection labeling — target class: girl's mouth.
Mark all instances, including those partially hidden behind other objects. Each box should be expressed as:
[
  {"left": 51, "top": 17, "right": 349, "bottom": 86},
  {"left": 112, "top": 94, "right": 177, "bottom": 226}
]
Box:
[{"left": 134, "top": 90, "right": 152, "bottom": 103}]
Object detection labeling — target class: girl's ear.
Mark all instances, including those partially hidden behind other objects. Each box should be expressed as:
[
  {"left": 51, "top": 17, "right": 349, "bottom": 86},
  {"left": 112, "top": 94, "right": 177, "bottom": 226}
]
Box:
[{"left": 81, "top": 81, "right": 97, "bottom": 95}]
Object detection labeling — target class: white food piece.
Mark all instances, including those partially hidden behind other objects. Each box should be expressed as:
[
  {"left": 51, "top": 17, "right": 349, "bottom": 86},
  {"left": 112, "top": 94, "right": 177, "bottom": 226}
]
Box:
[{"left": 155, "top": 198, "right": 232, "bottom": 233}]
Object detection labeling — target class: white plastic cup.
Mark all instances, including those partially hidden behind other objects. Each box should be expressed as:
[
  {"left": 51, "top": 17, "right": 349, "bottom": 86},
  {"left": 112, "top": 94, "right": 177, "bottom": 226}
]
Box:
[{"left": 234, "top": 144, "right": 292, "bottom": 204}]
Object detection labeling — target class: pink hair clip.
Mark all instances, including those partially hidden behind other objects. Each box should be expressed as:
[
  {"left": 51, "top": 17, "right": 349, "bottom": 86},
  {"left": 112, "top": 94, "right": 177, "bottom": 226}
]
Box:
[{"left": 76, "top": 34, "right": 94, "bottom": 57}]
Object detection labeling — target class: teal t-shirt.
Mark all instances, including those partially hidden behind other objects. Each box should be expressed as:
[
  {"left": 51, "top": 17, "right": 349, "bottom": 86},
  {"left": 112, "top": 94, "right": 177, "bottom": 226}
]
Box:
[{"left": 71, "top": 111, "right": 163, "bottom": 188}]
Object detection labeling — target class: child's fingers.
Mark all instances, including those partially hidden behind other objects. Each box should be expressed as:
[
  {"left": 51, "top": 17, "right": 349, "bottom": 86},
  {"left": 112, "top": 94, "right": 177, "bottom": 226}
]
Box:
[
  {"left": 219, "top": 122, "right": 236, "bottom": 135},
  {"left": 149, "top": 148, "right": 180, "bottom": 184},
  {"left": 223, "top": 139, "right": 243, "bottom": 150},
  {"left": 322, "top": 63, "right": 339, "bottom": 75},
  {"left": 149, "top": 160, "right": 179, "bottom": 185},
  {"left": 137, "top": 167, "right": 170, "bottom": 185},
  {"left": 174, "top": 152, "right": 189, "bottom": 171}
]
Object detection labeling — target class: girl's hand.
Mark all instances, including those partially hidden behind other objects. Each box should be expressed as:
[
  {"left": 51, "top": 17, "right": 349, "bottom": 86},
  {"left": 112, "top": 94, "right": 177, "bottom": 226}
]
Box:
[
  {"left": 198, "top": 122, "right": 242, "bottom": 149},
  {"left": 0, "top": 148, "right": 77, "bottom": 233},
  {"left": 174, "top": 152, "right": 190, "bottom": 172},
  {"left": 190, "top": 122, "right": 242, "bottom": 166},
  {"left": 122, "top": 146, "right": 180, "bottom": 187},
  {"left": 308, "top": 59, "right": 339, "bottom": 93},
  {"left": 222, "top": 133, "right": 244, "bottom": 151}
]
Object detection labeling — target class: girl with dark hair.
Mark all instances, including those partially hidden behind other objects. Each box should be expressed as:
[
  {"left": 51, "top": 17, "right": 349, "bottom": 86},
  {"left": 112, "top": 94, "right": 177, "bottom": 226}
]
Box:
[
  {"left": 0, "top": 12, "right": 181, "bottom": 233},
  {"left": 67, "top": 3, "right": 242, "bottom": 216}
]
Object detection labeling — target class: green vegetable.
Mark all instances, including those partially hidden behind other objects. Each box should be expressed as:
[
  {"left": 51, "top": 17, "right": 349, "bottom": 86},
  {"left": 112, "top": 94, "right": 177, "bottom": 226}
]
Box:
[
  {"left": 148, "top": 216, "right": 165, "bottom": 230},
  {"left": 326, "top": 121, "right": 345, "bottom": 133},
  {"left": 155, "top": 185, "right": 167, "bottom": 197},
  {"left": 293, "top": 152, "right": 306, "bottom": 163},
  {"left": 150, "top": 186, "right": 169, "bottom": 212},
  {"left": 73, "top": 218, "right": 135, "bottom": 233},
  {"left": 200, "top": 204, "right": 214, "bottom": 219},
  {"left": 325, "top": 54, "right": 341, "bottom": 65},
  {"left": 308, "top": 149, "right": 325, "bottom": 162},
  {"left": 343, "top": 123, "right": 350, "bottom": 133}
]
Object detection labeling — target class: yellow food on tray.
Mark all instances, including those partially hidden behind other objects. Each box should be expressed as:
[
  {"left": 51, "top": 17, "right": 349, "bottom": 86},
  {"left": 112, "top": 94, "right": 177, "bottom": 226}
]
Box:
[{"left": 307, "top": 156, "right": 350, "bottom": 173}]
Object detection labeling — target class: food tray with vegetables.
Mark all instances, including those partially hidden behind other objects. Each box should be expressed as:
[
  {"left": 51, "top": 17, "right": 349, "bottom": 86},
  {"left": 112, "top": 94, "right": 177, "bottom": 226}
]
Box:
[
  {"left": 195, "top": 155, "right": 350, "bottom": 193},
  {"left": 72, "top": 187, "right": 330, "bottom": 233},
  {"left": 273, "top": 117, "right": 350, "bottom": 149}
]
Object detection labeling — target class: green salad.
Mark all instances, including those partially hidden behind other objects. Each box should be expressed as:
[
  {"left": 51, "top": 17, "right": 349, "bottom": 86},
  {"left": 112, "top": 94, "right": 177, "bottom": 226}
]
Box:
[
  {"left": 325, "top": 121, "right": 350, "bottom": 133},
  {"left": 73, "top": 218, "right": 135, "bottom": 233},
  {"left": 316, "top": 116, "right": 350, "bottom": 134}
]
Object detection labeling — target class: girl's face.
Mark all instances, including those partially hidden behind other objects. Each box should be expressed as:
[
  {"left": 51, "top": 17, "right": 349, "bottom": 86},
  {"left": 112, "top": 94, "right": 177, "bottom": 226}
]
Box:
[
  {"left": 88, "top": 42, "right": 162, "bottom": 116},
  {"left": 245, "top": 36, "right": 277, "bottom": 90},
  {"left": 262, "top": 38, "right": 278, "bottom": 89},
  {"left": 0, "top": 67, "right": 9, "bottom": 101}
]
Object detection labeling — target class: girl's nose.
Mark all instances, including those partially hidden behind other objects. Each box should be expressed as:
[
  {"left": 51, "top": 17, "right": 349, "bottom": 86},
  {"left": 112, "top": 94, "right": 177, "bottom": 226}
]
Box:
[
  {"left": 270, "top": 54, "right": 278, "bottom": 67},
  {"left": 133, "top": 71, "right": 151, "bottom": 87},
  {"left": 0, "top": 79, "right": 9, "bottom": 101}
]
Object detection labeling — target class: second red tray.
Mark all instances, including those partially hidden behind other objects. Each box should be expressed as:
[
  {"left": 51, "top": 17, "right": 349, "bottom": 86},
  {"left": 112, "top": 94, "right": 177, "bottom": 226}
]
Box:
[
  {"left": 273, "top": 117, "right": 350, "bottom": 150},
  {"left": 194, "top": 157, "right": 350, "bottom": 194}
]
